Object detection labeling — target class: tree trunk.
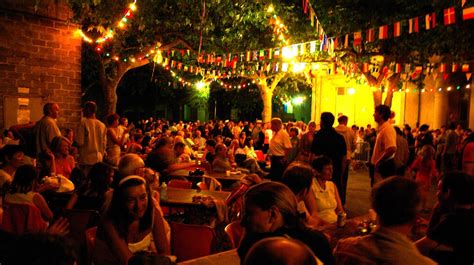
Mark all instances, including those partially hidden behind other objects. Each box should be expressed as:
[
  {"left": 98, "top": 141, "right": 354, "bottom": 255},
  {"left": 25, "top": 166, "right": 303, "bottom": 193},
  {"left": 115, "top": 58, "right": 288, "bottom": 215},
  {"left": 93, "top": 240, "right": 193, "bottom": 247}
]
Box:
[
  {"left": 384, "top": 74, "right": 400, "bottom": 107},
  {"left": 103, "top": 60, "right": 150, "bottom": 114},
  {"left": 261, "top": 87, "right": 273, "bottom": 123}
]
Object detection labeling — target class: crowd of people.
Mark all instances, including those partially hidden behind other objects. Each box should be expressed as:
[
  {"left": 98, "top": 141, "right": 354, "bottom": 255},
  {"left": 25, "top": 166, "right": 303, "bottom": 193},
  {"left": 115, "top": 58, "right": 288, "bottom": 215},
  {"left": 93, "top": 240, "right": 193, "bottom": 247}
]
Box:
[{"left": 0, "top": 100, "right": 472, "bottom": 265}]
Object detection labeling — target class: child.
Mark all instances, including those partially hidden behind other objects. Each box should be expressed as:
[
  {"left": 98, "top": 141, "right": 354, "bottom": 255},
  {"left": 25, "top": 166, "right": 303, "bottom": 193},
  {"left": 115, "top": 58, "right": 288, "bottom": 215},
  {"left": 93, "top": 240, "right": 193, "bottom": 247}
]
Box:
[{"left": 409, "top": 145, "right": 438, "bottom": 212}]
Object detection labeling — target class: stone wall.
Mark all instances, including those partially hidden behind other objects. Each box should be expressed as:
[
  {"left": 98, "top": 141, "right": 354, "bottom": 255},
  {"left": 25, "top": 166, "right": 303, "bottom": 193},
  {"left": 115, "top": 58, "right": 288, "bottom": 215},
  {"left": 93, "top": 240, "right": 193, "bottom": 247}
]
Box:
[{"left": 0, "top": 0, "right": 81, "bottom": 131}]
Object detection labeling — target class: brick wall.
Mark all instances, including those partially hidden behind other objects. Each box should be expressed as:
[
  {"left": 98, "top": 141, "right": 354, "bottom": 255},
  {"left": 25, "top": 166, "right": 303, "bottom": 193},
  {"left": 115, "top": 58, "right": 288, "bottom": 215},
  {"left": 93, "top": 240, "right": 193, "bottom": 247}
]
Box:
[{"left": 0, "top": 0, "right": 81, "bottom": 131}]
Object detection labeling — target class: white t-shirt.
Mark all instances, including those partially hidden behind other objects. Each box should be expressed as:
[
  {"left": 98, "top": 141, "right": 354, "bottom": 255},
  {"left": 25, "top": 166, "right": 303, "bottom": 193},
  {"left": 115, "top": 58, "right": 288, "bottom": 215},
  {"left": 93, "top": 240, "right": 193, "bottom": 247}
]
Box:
[{"left": 269, "top": 129, "right": 292, "bottom": 156}]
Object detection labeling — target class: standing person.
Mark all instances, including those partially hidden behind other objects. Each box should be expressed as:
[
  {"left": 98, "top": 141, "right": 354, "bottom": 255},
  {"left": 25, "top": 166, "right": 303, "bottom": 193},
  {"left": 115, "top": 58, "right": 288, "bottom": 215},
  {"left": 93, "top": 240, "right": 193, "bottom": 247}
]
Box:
[
  {"left": 408, "top": 145, "right": 438, "bottom": 212},
  {"left": 334, "top": 177, "right": 436, "bottom": 265},
  {"left": 298, "top": 121, "right": 316, "bottom": 163},
  {"left": 76, "top": 101, "right": 107, "bottom": 177},
  {"left": 106, "top": 113, "right": 127, "bottom": 167},
  {"left": 442, "top": 123, "right": 459, "bottom": 172},
  {"left": 35, "top": 102, "right": 61, "bottom": 155},
  {"left": 268, "top": 118, "right": 292, "bottom": 181},
  {"left": 394, "top": 127, "right": 409, "bottom": 176},
  {"left": 311, "top": 112, "right": 346, "bottom": 201},
  {"left": 335, "top": 115, "right": 356, "bottom": 205},
  {"left": 371, "top": 105, "right": 397, "bottom": 182}
]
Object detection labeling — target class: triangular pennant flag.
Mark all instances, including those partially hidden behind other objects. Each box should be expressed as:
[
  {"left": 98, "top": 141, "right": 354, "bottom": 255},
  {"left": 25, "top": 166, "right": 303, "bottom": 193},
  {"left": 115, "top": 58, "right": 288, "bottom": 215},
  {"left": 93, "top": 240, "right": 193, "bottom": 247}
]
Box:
[
  {"left": 432, "top": 72, "right": 438, "bottom": 80},
  {"left": 443, "top": 73, "right": 449, "bottom": 80},
  {"left": 466, "top": 73, "right": 472, "bottom": 81}
]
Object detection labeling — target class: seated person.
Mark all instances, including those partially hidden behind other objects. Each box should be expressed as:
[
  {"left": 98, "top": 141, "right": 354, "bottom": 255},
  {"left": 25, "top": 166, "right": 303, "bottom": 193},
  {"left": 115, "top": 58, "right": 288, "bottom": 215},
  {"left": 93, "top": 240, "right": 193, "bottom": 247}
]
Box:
[
  {"left": 0, "top": 145, "right": 25, "bottom": 189},
  {"left": 238, "top": 182, "right": 334, "bottom": 265},
  {"left": 4, "top": 165, "right": 53, "bottom": 222},
  {"left": 212, "top": 143, "right": 233, "bottom": 172},
  {"left": 416, "top": 171, "right": 474, "bottom": 265},
  {"left": 93, "top": 176, "right": 170, "bottom": 265},
  {"left": 50, "top": 136, "right": 76, "bottom": 179},
  {"left": 145, "top": 137, "right": 195, "bottom": 176},
  {"left": 334, "top": 177, "right": 436, "bottom": 265},
  {"left": 193, "top": 130, "right": 207, "bottom": 151},
  {"left": 311, "top": 156, "right": 345, "bottom": 225},
  {"left": 174, "top": 142, "right": 190, "bottom": 162},
  {"left": 65, "top": 162, "right": 114, "bottom": 212},
  {"left": 244, "top": 237, "right": 319, "bottom": 265},
  {"left": 281, "top": 161, "right": 321, "bottom": 227}
]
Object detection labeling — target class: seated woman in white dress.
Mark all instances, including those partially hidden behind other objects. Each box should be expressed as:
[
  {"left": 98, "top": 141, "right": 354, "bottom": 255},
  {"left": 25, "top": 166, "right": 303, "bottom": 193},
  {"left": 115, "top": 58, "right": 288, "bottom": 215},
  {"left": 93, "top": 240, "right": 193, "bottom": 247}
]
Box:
[
  {"left": 93, "top": 175, "right": 170, "bottom": 265},
  {"left": 311, "top": 156, "right": 345, "bottom": 225}
]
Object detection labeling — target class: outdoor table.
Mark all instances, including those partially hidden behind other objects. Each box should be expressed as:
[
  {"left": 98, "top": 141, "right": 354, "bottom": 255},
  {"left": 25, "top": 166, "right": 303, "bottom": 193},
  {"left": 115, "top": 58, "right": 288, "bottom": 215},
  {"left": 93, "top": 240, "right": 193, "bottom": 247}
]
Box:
[
  {"left": 160, "top": 187, "right": 231, "bottom": 208},
  {"left": 177, "top": 249, "right": 240, "bottom": 265},
  {"left": 318, "top": 215, "right": 370, "bottom": 249}
]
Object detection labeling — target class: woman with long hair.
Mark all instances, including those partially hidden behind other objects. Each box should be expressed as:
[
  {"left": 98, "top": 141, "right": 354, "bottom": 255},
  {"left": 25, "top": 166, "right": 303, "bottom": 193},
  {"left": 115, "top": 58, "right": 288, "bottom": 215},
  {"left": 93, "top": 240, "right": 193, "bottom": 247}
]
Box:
[
  {"left": 93, "top": 175, "right": 169, "bottom": 265},
  {"left": 238, "top": 181, "right": 334, "bottom": 265}
]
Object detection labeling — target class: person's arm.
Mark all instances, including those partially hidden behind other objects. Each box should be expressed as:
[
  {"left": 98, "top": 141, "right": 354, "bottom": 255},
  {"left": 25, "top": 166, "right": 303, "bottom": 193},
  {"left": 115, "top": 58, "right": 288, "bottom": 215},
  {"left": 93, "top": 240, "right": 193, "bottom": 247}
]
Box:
[
  {"left": 375, "top": 146, "right": 397, "bottom": 166},
  {"left": 107, "top": 128, "right": 122, "bottom": 146},
  {"left": 32, "top": 193, "right": 54, "bottom": 221},
  {"left": 303, "top": 190, "right": 321, "bottom": 227},
  {"left": 67, "top": 155, "right": 76, "bottom": 170},
  {"left": 102, "top": 219, "right": 133, "bottom": 265},
  {"left": 151, "top": 206, "right": 171, "bottom": 255},
  {"left": 64, "top": 192, "right": 78, "bottom": 210},
  {"left": 415, "top": 236, "right": 453, "bottom": 255},
  {"left": 333, "top": 184, "right": 345, "bottom": 215}
]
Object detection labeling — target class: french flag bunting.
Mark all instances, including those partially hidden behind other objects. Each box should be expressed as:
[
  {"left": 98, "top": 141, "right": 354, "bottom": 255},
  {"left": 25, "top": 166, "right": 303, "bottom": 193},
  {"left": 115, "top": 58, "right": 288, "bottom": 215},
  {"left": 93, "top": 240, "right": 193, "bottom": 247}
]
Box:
[
  {"left": 366, "top": 29, "right": 375, "bottom": 42},
  {"left": 409, "top": 17, "right": 419, "bottom": 33},
  {"left": 393, "top": 22, "right": 401, "bottom": 37}
]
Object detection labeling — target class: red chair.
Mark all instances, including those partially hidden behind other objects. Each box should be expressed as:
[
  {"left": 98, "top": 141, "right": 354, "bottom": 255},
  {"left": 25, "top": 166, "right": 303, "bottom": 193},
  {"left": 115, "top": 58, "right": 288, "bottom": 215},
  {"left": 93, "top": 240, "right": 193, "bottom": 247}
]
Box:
[
  {"left": 0, "top": 203, "right": 47, "bottom": 234},
  {"left": 168, "top": 179, "right": 192, "bottom": 189},
  {"left": 170, "top": 222, "right": 216, "bottom": 262},
  {"left": 224, "top": 221, "right": 245, "bottom": 248},
  {"left": 85, "top": 226, "right": 97, "bottom": 265},
  {"left": 254, "top": 150, "right": 265, "bottom": 162}
]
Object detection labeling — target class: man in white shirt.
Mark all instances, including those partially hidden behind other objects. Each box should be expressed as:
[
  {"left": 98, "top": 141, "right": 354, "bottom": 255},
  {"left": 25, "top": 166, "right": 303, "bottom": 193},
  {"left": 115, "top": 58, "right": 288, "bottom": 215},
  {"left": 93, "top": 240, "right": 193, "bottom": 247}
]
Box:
[
  {"left": 35, "top": 102, "right": 61, "bottom": 155},
  {"left": 268, "top": 117, "right": 292, "bottom": 181},
  {"left": 76, "top": 101, "right": 107, "bottom": 176},
  {"left": 371, "top": 105, "right": 397, "bottom": 182}
]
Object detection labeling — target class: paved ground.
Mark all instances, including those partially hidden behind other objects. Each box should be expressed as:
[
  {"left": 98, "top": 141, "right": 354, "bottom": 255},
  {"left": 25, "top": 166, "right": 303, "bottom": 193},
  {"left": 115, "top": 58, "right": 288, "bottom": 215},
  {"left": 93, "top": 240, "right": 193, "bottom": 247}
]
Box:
[{"left": 344, "top": 166, "right": 438, "bottom": 219}]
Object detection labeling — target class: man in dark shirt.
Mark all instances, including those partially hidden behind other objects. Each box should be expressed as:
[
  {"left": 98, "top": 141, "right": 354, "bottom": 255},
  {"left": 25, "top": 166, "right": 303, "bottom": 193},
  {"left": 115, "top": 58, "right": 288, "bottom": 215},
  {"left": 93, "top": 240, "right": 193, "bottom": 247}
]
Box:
[{"left": 311, "top": 112, "right": 347, "bottom": 198}]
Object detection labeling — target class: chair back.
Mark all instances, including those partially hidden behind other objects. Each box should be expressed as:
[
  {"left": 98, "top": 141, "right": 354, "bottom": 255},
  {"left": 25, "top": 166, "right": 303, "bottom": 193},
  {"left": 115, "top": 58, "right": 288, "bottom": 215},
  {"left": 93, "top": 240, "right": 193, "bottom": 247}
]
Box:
[
  {"left": 224, "top": 221, "right": 245, "bottom": 248},
  {"left": 198, "top": 176, "right": 222, "bottom": 191},
  {"left": 63, "top": 209, "right": 99, "bottom": 245},
  {"left": 254, "top": 150, "right": 265, "bottom": 162},
  {"left": 168, "top": 179, "right": 192, "bottom": 189},
  {"left": 0, "top": 202, "right": 47, "bottom": 234},
  {"left": 170, "top": 222, "right": 216, "bottom": 262},
  {"left": 85, "top": 226, "right": 97, "bottom": 265}
]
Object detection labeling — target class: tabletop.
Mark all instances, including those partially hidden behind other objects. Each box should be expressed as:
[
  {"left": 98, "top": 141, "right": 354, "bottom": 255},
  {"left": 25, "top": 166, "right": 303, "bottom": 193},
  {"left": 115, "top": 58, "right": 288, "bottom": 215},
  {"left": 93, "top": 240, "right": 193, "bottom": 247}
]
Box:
[
  {"left": 160, "top": 187, "right": 231, "bottom": 207},
  {"left": 178, "top": 249, "right": 240, "bottom": 265}
]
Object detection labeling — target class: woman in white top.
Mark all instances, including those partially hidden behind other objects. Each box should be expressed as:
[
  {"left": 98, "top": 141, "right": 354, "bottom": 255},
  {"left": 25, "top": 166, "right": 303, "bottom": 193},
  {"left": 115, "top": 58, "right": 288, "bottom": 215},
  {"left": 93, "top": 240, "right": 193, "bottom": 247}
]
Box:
[
  {"left": 106, "top": 113, "right": 127, "bottom": 167},
  {"left": 4, "top": 164, "right": 53, "bottom": 222},
  {"left": 311, "top": 156, "right": 345, "bottom": 225},
  {"left": 93, "top": 175, "right": 170, "bottom": 265}
]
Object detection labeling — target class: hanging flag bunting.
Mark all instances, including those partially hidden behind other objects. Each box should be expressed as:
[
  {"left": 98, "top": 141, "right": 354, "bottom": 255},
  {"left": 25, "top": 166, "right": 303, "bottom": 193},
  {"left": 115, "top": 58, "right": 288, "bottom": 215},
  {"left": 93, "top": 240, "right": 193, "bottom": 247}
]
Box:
[
  {"left": 439, "top": 63, "right": 446, "bottom": 73},
  {"left": 353, "top": 31, "right": 362, "bottom": 46},
  {"left": 395, "top": 63, "right": 401, "bottom": 73},
  {"left": 462, "top": 64, "right": 470, "bottom": 72},
  {"left": 452, "top": 64, "right": 459, "bottom": 72},
  {"left": 245, "top": 51, "right": 251, "bottom": 62},
  {"left": 333, "top": 37, "right": 339, "bottom": 49},
  {"left": 425, "top": 12, "right": 436, "bottom": 30},
  {"left": 393, "top": 22, "right": 401, "bottom": 37},
  {"left": 444, "top": 7, "right": 456, "bottom": 25},
  {"left": 267, "top": 48, "right": 273, "bottom": 59},
  {"left": 300, "top": 44, "right": 306, "bottom": 55},
  {"left": 378, "top": 25, "right": 388, "bottom": 39},
  {"left": 320, "top": 34, "right": 327, "bottom": 51},
  {"left": 362, "top": 63, "right": 369, "bottom": 73},
  {"left": 310, "top": 7, "right": 314, "bottom": 26},
  {"left": 467, "top": 73, "right": 472, "bottom": 81},
  {"left": 366, "top": 28, "right": 375, "bottom": 42},
  {"left": 344, "top": 34, "right": 349, "bottom": 48},
  {"left": 463, "top": 6, "right": 474, "bottom": 20},
  {"left": 409, "top": 17, "right": 419, "bottom": 33}
]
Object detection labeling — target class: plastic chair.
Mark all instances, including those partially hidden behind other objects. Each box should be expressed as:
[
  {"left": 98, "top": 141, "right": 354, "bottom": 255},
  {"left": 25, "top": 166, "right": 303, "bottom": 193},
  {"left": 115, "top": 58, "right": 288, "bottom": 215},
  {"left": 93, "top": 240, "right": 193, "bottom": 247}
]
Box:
[
  {"left": 167, "top": 179, "right": 192, "bottom": 189},
  {"left": 0, "top": 202, "right": 48, "bottom": 234},
  {"left": 254, "top": 150, "right": 265, "bottom": 162},
  {"left": 224, "top": 221, "right": 245, "bottom": 248},
  {"left": 170, "top": 222, "right": 216, "bottom": 262},
  {"left": 85, "top": 226, "right": 97, "bottom": 265},
  {"left": 197, "top": 176, "right": 222, "bottom": 191}
]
